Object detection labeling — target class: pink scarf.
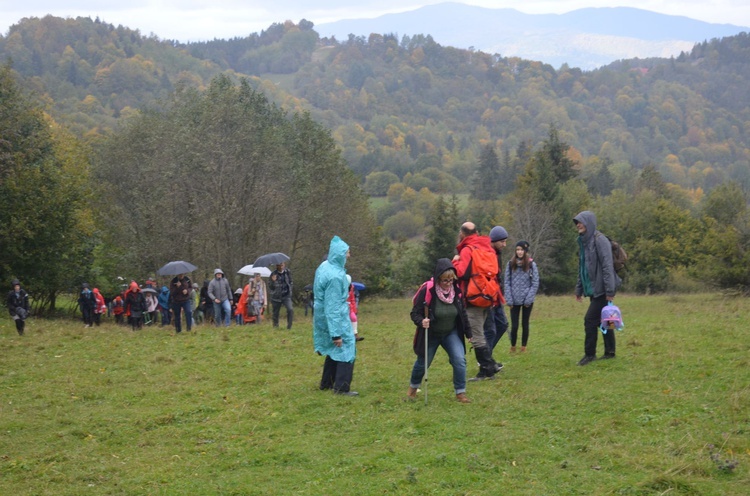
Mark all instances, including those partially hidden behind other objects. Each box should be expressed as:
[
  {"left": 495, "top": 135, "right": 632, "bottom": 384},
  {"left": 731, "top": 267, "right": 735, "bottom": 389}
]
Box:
[{"left": 436, "top": 283, "right": 455, "bottom": 304}]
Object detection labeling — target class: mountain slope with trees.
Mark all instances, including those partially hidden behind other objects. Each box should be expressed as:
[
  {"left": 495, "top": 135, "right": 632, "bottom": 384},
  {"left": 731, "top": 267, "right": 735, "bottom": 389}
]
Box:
[{"left": 2, "top": 16, "right": 750, "bottom": 298}]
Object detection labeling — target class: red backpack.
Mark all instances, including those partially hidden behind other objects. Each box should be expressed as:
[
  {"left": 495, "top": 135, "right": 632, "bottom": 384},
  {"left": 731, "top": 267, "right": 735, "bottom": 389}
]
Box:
[{"left": 464, "top": 245, "right": 500, "bottom": 307}]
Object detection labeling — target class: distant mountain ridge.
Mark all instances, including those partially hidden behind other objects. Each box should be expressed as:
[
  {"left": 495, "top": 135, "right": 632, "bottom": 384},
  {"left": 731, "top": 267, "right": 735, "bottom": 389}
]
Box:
[{"left": 316, "top": 3, "right": 750, "bottom": 69}]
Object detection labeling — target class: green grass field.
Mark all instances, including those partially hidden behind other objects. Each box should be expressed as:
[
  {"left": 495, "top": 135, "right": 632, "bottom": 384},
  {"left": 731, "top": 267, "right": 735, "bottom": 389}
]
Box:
[{"left": 1, "top": 294, "right": 748, "bottom": 495}]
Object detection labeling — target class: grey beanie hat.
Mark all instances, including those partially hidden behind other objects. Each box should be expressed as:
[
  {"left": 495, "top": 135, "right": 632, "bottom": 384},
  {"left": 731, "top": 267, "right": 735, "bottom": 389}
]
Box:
[{"left": 489, "top": 226, "right": 508, "bottom": 242}]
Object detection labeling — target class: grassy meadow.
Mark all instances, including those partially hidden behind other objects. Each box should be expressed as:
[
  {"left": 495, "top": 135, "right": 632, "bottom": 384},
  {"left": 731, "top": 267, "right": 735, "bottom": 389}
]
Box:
[{"left": 1, "top": 294, "right": 748, "bottom": 495}]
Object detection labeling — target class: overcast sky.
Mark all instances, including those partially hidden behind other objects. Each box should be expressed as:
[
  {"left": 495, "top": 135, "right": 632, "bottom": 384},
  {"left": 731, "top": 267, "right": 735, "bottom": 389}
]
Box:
[{"left": 2, "top": 1, "right": 749, "bottom": 42}]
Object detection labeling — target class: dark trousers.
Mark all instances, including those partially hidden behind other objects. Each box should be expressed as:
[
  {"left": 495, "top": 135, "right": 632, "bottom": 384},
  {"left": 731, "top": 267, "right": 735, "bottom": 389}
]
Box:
[
  {"left": 509, "top": 304, "right": 534, "bottom": 347},
  {"left": 15, "top": 319, "right": 25, "bottom": 335},
  {"left": 320, "top": 356, "right": 355, "bottom": 392},
  {"left": 272, "top": 296, "right": 294, "bottom": 329},
  {"left": 82, "top": 308, "right": 93, "bottom": 325},
  {"left": 172, "top": 300, "right": 192, "bottom": 333},
  {"left": 483, "top": 304, "right": 508, "bottom": 352},
  {"left": 584, "top": 295, "right": 615, "bottom": 356}
]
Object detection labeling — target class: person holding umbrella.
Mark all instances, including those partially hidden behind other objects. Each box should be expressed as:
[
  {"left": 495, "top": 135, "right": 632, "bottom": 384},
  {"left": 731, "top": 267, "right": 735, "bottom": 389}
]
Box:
[
  {"left": 170, "top": 273, "right": 193, "bottom": 333},
  {"left": 313, "top": 236, "right": 358, "bottom": 396},
  {"left": 269, "top": 261, "right": 294, "bottom": 329},
  {"left": 407, "top": 258, "right": 472, "bottom": 404}
]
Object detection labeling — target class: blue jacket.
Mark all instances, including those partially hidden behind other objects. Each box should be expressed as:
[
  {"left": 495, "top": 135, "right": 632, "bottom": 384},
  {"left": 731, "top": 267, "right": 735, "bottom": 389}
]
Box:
[
  {"left": 504, "top": 260, "right": 540, "bottom": 306},
  {"left": 312, "top": 236, "right": 355, "bottom": 363}
]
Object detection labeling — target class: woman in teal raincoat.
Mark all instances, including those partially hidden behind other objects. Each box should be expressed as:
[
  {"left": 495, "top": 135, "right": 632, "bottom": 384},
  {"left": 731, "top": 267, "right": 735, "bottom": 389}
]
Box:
[{"left": 313, "top": 236, "right": 358, "bottom": 396}]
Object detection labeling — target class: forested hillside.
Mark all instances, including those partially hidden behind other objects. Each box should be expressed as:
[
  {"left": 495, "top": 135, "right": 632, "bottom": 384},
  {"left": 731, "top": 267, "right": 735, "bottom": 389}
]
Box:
[{"left": 2, "top": 15, "right": 750, "bottom": 301}]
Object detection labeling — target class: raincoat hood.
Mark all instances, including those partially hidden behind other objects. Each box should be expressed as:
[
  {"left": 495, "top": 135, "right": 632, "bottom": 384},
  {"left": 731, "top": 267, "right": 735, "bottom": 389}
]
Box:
[
  {"left": 433, "top": 258, "right": 456, "bottom": 280},
  {"left": 93, "top": 288, "right": 101, "bottom": 296},
  {"left": 574, "top": 210, "right": 597, "bottom": 244},
  {"left": 214, "top": 268, "right": 224, "bottom": 277},
  {"left": 326, "top": 236, "right": 350, "bottom": 270},
  {"left": 129, "top": 281, "right": 140, "bottom": 292},
  {"left": 160, "top": 286, "right": 169, "bottom": 294}
]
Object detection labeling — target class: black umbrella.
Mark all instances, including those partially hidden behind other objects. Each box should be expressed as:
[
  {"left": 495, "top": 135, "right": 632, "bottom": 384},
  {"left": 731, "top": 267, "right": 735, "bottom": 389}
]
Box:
[
  {"left": 252, "top": 252, "right": 290, "bottom": 268},
  {"left": 157, "top": 260, "right": 197, "bottom": 276},
  {"left": 142, "top": 287, "right": 158, "bottom": 294}
]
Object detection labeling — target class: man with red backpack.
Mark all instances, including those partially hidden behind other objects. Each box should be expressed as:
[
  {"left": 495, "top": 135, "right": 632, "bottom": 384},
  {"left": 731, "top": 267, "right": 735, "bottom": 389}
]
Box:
[{"left": 452, "top": 222, "right": 503, "bottom": 381}]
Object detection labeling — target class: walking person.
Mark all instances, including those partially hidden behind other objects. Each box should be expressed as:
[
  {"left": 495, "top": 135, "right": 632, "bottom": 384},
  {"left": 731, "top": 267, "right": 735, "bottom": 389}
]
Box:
[
  {"left": 7, "top": 279, "right": 29, "bottom": 336},
  {"left": 92, "top": 288, "right": 107, "bottom": 326},
  {"left": 78, "top": 283, "right": 96, "bottom": 327},
  {"left": 157, "top": 285, "right": 171, "bottom": 327},
  {"left": 124, "top": 281, "right": 147, "bottom": 331},
  {"left": 574, "top": 211, "right": 619, "bottom": 365},
  {"left": 208, "top": 268, "right": 233, "bottom": 327},
  {"left": 452, "top": 222, "right": 503, "bottom": 381},
  {"left": 313, "top": 236, "right": 358, "bottom": 396},
  {"left": 170, "top": 273, "right": 193, "bottom": 333},
  {"left": 249, "top": 272, "right": 268, "bottom": 324},
  {"left": 269, "top": 262, "right": 294, "bottom": 329},
  {"left": 484, "top": 225, "right": 510, "bottom": 353},
  {"left": 407, "top": 258, "right": 472, "bottom": 403},
  {"left": 504, "top": 241, "right": 540, "bottom": 352}
]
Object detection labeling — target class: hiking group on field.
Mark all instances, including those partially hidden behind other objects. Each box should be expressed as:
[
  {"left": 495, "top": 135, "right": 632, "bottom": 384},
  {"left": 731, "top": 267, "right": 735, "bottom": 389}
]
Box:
[{"left": 6, "top": 209, "right": 622, "bottom": 402}]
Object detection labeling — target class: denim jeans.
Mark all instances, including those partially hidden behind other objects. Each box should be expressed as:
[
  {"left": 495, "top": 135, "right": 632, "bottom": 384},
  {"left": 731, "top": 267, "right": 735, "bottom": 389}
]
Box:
[
  {"left": 409, "top": 329, "right": 467, "bottom": 395},
  {"left": 483, "top": 304, "right": 508, "bottom": 352},
  {"left": 213, "top": 299, "right": 232, "bottom": 327},
  {"left": 172, "top": 300, "right": 192, "bottom": 333}
]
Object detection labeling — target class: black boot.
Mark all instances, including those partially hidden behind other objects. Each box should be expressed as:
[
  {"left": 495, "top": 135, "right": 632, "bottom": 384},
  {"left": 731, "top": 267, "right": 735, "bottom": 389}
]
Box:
[
  {"left": 16, "top": 320, "right": 25, "bottom": 336},
  {"left": 469, "top": 347, "right": 497, "bottom": 381}
]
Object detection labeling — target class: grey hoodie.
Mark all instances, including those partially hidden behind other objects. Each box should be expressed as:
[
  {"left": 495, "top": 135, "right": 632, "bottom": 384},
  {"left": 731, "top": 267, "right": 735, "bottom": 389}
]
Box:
[{"left": 574, "top": 211, "right": 618, "bottom": 298}]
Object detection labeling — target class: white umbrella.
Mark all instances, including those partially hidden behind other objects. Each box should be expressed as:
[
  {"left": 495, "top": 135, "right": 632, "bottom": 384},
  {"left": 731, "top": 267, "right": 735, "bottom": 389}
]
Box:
[{"left": 237, "top": 264, "right": 272, "bottom": 277}]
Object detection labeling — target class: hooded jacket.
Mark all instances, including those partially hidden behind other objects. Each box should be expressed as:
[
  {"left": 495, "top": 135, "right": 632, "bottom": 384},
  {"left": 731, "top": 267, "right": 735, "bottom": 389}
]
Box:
[
  {"left": 125, "top": 281, "right": 146, "bottom": 316},
  {"left": 208, "top": 269, "right": 233, "bottom": 303},
  {"left": 157, "top": 286, "right": 170, "bottom": 310},
  {"left": 410, "top": 258, "right": 471, "bottom": 358},
  {"left": 312, "top": 236, "right": 355, "bottom": 363},
  {"left": 574, "top": 211, "right": 618, "bottom": 298}
]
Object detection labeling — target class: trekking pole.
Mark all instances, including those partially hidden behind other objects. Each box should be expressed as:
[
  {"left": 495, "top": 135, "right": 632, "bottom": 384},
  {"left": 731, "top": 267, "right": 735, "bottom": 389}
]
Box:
[{"left": 423, "top": 305, "right": 429, "bottom": 406}]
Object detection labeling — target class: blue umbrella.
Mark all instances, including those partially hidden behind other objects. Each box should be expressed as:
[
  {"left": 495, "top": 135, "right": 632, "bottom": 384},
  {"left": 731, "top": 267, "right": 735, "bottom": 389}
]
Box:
[{"left": 352, "top": 282, "right": 366, "bottom": 291}]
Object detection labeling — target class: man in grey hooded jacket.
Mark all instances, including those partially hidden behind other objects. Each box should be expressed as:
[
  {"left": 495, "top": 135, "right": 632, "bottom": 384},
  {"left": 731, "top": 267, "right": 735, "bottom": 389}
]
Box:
[
  {"left": 208, "top": 268, "right": 233, "bottom": 327},
  {"left": 574, "top": 211, "right": 619, "bottom": 366}
]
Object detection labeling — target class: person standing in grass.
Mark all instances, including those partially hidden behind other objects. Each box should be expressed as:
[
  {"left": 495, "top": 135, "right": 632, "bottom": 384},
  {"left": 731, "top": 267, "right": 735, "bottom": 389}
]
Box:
[
  {"left": 504, "top": 241, "right": 540, "bottom": 352},
  {"left": 313, "top": 236, "right": 358, "bottom": 396},
  {"left": 407, "top": 258, "right": 472, "bottom": 403},
  {"left": 7, "top": 279, "right": 29, "bottom": 335},
  {"left": 484, "top": 225, "right": 510, "bottom": 353},
  {"left": 78, "top": 283, "right": 96, "bottom": 328},
  {"left": 208, "top": 269, "right": 233, "bottom": 327},
  {"left": 574, "top": 211, "right": 618, "bottom": 366},
  {"left": 170, "top": 273, "right": 193, "bottom": 333},
  {"left": 269, "top": 262, "right": 294, "bottom": 329}
]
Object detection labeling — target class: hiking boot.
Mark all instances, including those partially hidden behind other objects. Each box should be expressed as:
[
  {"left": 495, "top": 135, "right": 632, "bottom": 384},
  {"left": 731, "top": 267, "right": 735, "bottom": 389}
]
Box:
[
  {"left": 355, "top": 336, "right": 364, "bottom": 342},
  {"left": 520, "top": 346, "right": 527, "bottom": 353},
  {"left": 577, "top": 355, "right": 596, "bottom": 366},
  {"left": 600, "top": 352, "right": 616, "bottom": 360},
  {"left": 510, "top": 346, "right": 516, "bottom": 353},
  {"left": 456, "top": 393, "right": 471, "bottom": 403},
  {"left": 406, "top": 386, "right": 418, "bottom": 400},
  {"left": 494, "top": 362, "right": 504, "bottom": 372},
  {"left": 468, "top": 373, "right": 495, "bottom": 382},
  {"left": 333, "top": 390, "right": 359, "bottom": 397}
]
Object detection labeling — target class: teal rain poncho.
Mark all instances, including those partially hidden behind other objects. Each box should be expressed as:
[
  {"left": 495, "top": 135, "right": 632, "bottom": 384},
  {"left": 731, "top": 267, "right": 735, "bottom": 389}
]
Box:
[{"left": 312, "top": 236, "right": 355, "bottom": 363}]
